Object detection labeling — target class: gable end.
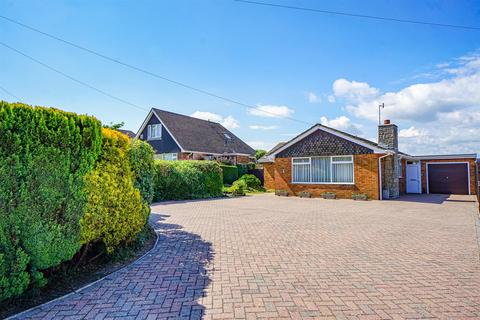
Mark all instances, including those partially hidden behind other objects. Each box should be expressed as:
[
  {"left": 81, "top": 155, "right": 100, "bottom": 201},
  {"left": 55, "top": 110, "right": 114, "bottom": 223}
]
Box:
[{"left": 277, "top": 128, "right": 374, "bottom": 157}]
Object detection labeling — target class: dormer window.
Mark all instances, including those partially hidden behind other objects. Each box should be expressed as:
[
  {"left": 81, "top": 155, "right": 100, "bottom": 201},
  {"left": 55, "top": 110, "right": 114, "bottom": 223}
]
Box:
[{"left": 147, "top": 124, "right": 162, "bottom": 140}]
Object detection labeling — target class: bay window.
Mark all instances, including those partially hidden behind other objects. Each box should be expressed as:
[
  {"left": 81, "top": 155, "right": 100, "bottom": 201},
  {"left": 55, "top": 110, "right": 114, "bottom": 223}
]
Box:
[{"left": 292, "top": 155, "right": 354, "bottom": 184}]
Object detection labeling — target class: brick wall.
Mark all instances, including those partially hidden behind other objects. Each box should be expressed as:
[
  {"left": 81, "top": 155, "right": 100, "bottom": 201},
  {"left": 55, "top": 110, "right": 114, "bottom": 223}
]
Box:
[
  {"left": 420, "top": 158, "right": 477, "bottom": 195},
  {"left": 273, "top": 154, "right": 381, "bottom": 200},
  {"left": 179, "top": 153, "right": 252, "bottom": 164},
  {"left": 263, "top": 163, "right": 275, "bottom": 190},
  {"left": 236, "top": 155, "right": 254, "bottom": 164}
]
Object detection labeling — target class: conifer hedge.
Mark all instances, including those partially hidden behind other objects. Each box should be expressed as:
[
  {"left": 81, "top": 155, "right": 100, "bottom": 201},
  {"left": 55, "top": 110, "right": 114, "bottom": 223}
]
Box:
[
  {"left": 129, "top": 139, "right": 155, "bottom": 205},
  {"left": 0, "top": 102, "right": 153, "bottom": 302},
  {"left": 0, "top": 101, "right": 102, "bottom": 300},
  {"left": 153, "top": 160, "right": 223, "bottom": 201},
  {"left": 80, "top": 129, "right": 149, "bottom": 252}
]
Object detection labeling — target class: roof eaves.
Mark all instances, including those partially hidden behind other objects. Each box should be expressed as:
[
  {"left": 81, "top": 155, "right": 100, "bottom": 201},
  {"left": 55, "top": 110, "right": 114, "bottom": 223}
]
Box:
[{"left": 270, "top": 123, "right": 388, "bottom": 156}]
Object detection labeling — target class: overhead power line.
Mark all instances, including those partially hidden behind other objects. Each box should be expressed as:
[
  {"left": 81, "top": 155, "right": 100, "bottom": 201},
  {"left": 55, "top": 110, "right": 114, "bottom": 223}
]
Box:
[
  {"left": 234, "top": 0, "right": 480, "bottom": 31},
  {"left": 0, "top": 15, "right": 312, "bottom": 125},
  {"left": 0, "top": 42, "right": 148, "bottom": 111},
  {"left": 0, "top": 84, "right": 20, "bottom": 101}
]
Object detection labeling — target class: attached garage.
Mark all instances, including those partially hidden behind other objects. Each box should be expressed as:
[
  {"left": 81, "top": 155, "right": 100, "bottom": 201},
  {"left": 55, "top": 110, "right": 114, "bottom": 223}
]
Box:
[
  {"left": 427, "top": 163, "right": 469, "bottom": 195},
  {"left": 418, "top": 154, "right": 477, "bottom": 196}
]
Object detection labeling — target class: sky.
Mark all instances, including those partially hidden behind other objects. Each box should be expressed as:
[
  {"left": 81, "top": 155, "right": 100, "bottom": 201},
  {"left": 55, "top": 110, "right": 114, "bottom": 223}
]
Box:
[{"left": 1, "top": 0, "right": 480, "bottom": 155}]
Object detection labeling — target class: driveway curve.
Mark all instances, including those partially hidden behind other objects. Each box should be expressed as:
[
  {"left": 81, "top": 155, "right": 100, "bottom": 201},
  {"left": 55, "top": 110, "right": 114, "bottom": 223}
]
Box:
[{"left": 10, "top": 194, "right": 480, "bottom": 319}]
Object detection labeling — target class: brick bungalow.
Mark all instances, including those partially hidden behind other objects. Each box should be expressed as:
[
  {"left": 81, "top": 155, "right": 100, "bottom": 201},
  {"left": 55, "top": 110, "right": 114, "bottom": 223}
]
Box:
[
  {"left": 260, "top": 120, "right": 477, "bottom": 199},
  {"left": 136, "top": 108, "right": 255, "bottom": 164}
]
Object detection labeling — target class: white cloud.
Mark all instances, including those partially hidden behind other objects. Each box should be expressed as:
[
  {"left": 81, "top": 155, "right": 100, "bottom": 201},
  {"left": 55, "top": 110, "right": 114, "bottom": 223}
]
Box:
[
  {"left": 343, "top": 73, "right": 480, "bottom": 123},
  {"left": 248, "top": 105, "right": 294, "bottom": 118},
  {"left": 249, "top": 125, "right": 278, "bottom": 130},
  {"left": 306, "top": 91, "right": 320, "bottom": 103},
  {"left": 320, "top": 115, "right": 363, "bottom": 136},
  {"left": 330, "top": 52, "right": 480, "bottom": 155},
  {"left": 247, "top": 141, "right": 275, "bottom": 150},
  {"left": 333, "top": 78, "right": 379, "bottom": 103},
  {"left": 327, "top": 95, "right": 336, "bottom": 103},
  {"left": 221, "top": 115, "right": 240, "bottom": 129},
  {"left": 191, "top": 111, "right": 239, "bottom": 129},
  {"left": 398, "top": 126, "right": 426, "bottom": 138}
]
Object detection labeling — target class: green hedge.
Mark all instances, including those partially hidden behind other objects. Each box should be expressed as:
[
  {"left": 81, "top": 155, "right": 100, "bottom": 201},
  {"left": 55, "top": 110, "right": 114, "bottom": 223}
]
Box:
[
  {"left": 129, "top": 139, "right": 155, "bottom": 204},
  {"left": 239, "top": 174, "right": 262, "bottom": 190},
  {"left": 154, "top": 160, "right": 223, "bottom": 201},
  {"left": 220, "top": 164, "right": 238, "bottom": 185},
  {"left": 80, "top": 128, "right": 149, "bottom": 253},
  {"left": 236, "top": 164, "right": 248, "bottom": 177},
  {"left": 0, "top": 101, "right": 102, "bottom": 300}
]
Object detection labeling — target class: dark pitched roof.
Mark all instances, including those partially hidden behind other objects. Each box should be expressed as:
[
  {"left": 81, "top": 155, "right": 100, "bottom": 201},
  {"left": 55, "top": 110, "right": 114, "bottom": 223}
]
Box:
[
  {"left": 317, "top": 124, "right": 382, "bottom": 150},
  {"left": 268, "top": 123, "right": 383, "bottom": 155},
  {"left": 116, "top": 129, "right": 136, "bottom": 138},
  {"left": 152, "top": 108, "right": 255, "bottom": 156},
  {"left": 267, "top": 123, "right": 414, "bottom": 157}
]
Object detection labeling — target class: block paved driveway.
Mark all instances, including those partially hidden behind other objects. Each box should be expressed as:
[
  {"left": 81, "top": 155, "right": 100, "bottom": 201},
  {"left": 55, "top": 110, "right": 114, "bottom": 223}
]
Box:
[{"left": 14, "top": 194, "right": 480, "bottom": 319}]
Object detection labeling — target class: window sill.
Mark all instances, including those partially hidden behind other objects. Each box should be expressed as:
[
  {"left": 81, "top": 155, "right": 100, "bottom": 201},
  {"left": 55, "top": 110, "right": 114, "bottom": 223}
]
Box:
[
  {"left": 291, "top": 182, "right": 355, "bottom": 185},
  {"left": 147, "top": 137, "right": 162, "bottom": 141}
]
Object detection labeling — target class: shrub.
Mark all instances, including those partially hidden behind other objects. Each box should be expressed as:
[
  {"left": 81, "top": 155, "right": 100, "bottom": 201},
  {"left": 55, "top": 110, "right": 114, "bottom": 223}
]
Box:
[
  {"left": 80, "top": 128, "right": 149, "bottom": 253},
  {"left": 220, "top": 164, "right": 238, "bottom": 185},
  {"left": 228, "top": 179, "right": 247, "bottom": 196},
  {"left": 129, "top": 139, "right": 155, "bottom": 204},
  {"left": 154, "top": 160, "right": 223, "bottom": 201},
  {"left": 239, "top": 174, "right": 262, "bottom": 190},
  {"left": 0, "top": 101, "right": 102, "bottom": 300},
  {"left": 255, "top": 149, "right": 267, "bottom": 160},
  {"left": 237, "top": 164, "right": 248, "bottom": 177}
]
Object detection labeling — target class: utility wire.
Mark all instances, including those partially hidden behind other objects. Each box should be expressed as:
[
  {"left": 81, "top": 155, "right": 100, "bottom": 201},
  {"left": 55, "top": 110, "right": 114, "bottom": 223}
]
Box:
[
  {"left": 0, "top": 84, "right": 20, "bottom": 101},
  {"left": 234, "top": 0, "right": 480, "bottom": 31},
  {"left": 0, "top": 15, "right": 311, "bottom": 124},
  {"left": 0, "top": 41, "right": 148, "bottom": 111}
]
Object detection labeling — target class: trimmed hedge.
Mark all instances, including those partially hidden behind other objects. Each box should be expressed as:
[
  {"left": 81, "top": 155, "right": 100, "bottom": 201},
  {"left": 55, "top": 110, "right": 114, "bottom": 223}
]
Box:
[
  {"left": 80, "top": 129, "right": 149, "bottom": 253},
  {"left": 154, "top": 160, "right": 223, "bottom": 201},
  {"left": 129, "top": 139, "right": 155, "bottom": 204},
  {"left": 220, "top": 164, "right": 238, "bottom": 185},
  {"left": 237, "top": 164, "right": 248, "bottom": 177},
  {"left": 0, "top": 101, "right": 102, "bottom": 300}
]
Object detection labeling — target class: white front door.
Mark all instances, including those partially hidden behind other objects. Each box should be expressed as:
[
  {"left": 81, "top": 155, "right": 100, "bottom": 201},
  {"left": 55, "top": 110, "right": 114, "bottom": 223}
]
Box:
[{"left": 406, "top": 162, "right": 421, "bottom": 193}]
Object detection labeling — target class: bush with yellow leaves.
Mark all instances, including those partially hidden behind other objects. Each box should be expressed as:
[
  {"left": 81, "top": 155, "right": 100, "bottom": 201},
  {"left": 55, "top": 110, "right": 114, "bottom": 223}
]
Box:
[{"left": 80, "top": 128, "right": 149, "bottom": 253}]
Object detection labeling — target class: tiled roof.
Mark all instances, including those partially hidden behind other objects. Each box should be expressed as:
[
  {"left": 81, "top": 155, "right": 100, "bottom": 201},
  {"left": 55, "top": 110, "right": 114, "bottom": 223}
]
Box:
[
  {"left": 117, "top": 129, "right": 136, "bottom": 138},
  {"left": 153, "top": 108, "right": 255, "bottom": 156}
]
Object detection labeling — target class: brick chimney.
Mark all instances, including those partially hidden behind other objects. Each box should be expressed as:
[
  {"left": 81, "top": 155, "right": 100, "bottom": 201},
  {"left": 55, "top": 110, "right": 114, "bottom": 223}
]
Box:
[{"left": 378, "top": 119, "right": 398, "bottom": 151}]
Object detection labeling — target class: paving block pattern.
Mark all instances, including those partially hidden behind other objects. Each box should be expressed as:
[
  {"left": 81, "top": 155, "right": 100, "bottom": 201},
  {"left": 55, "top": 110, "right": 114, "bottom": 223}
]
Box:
[{"left": 11, "top": 194, "right": 480, "bottom": 319}]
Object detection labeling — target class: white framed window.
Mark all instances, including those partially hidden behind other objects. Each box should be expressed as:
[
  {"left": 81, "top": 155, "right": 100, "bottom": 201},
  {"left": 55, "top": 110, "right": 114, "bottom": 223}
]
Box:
[
  {"left": 155, "top": 153, "right": 178, "bottom": 161},
  {"left": 292, "top": 158, "right": 311, "bottom": 183},
  {"left": 147, "top": 124, "right": 162, "bottom": 140},
  {"left": 292, "top": 155, "right": 354, "bottom": 184}
]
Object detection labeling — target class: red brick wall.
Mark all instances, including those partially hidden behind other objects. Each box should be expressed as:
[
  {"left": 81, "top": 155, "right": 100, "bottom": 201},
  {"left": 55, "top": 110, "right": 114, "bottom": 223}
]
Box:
[
  {"left": 273, "top": 154, "right": 381, "bottom": 200},
  {"left": 263, "top": 163, "right": 275, "bottom": 190},
  {"left": 179, "top": 153, "right": 253, "bottom": 164},
  {"left": 236, "top": 155, "right": 254, "bottom": 164},
  {"left": 420, "top": 158, "right": 477, "bottom": 195}
]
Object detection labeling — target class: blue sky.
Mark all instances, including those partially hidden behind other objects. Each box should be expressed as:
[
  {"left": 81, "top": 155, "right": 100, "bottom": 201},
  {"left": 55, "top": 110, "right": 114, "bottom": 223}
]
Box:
[{"left": 1, "top": 0, "right": 480, "bottom": 154}]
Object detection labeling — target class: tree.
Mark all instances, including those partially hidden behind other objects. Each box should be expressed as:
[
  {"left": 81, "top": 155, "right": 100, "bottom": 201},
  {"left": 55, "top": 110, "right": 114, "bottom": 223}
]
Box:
[
  {"left": 103, "top": 121, "right": 125, "bottom": 130},
  {"left": 255, "top": 149, "right": 267, "bottom": 160}
]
